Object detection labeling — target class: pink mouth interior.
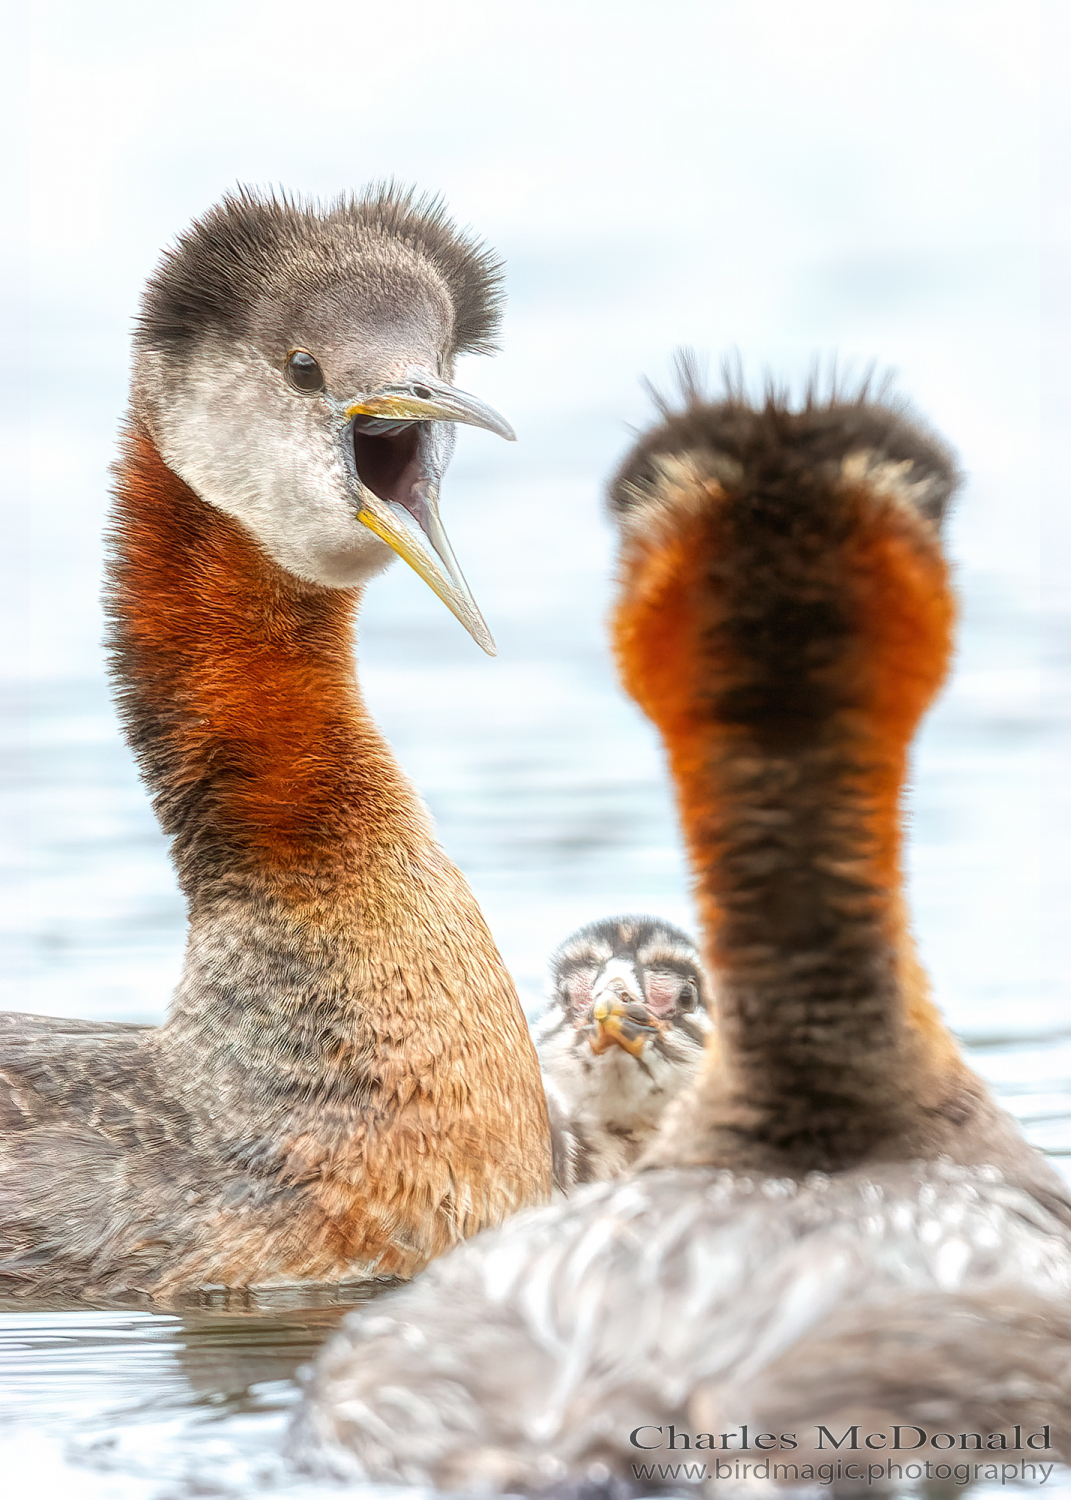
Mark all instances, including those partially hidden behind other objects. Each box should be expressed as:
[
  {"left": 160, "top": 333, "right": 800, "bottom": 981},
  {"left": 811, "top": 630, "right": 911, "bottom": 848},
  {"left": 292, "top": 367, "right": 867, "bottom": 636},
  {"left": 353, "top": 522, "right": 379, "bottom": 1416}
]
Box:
[{"left": 352, "top": 419, "right": 428, "bottom": 529}]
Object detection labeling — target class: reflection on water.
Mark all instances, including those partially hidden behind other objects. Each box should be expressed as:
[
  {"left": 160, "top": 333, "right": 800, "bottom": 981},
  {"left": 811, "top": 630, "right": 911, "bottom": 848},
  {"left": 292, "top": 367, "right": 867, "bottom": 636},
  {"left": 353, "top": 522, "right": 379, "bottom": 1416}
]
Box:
[
  {"left": 0, "top": 1296, "right": 391, "bottom": 1498},
  {"left": 0, "top": 1297, "right": 357, "bottom": 1428},
  {"left": 0, "top": 567, "right": 1068, "bottom": 1496}
]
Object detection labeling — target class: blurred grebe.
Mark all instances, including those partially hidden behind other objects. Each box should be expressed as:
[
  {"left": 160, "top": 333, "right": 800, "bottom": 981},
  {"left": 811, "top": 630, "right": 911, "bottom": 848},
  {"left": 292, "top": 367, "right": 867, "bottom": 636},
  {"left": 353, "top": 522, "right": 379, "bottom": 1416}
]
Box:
[
  {"left": 0, "top": 187, "right": 551, "bottom": 1301},
  {"left": 292, "top": 378, "right": 1071, "bottom": 1488},
  {"left": 537, "top": 917, "right": 711, "bottom": 1189}
]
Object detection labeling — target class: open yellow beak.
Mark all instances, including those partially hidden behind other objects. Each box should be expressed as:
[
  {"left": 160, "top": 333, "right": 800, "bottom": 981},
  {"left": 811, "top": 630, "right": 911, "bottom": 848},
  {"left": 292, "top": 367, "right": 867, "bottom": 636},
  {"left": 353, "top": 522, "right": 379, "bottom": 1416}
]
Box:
[{"left": 345, "top": 377, "right": 514, "bottom": 656}]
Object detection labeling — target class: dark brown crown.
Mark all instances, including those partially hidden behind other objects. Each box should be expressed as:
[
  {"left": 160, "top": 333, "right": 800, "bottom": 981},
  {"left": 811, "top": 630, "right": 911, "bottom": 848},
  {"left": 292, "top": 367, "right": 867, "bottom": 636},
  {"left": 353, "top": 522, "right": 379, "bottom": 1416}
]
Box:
[
  {"left": 552, "top": 917, "right": 707, "bottom": 997},
  {"left": 136, "top": 184, "right": 505, "bottom": 360},
  {"left": 609, "top": 374, "right": 961, "bottom": 530}
]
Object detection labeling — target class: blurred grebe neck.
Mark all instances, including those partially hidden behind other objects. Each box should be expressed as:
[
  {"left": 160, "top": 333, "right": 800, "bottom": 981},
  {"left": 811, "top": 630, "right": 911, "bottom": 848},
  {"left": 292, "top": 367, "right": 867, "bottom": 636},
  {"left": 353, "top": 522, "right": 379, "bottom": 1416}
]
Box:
[{"left": 610, "top": 399, "right": 1042, "bottom": 1183}]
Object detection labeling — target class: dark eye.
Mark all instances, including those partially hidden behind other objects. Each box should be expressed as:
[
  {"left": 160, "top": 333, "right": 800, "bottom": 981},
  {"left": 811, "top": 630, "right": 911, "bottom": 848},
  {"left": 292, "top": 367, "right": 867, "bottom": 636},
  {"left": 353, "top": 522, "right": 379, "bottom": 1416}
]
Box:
[{"left": 286, "top": 349, "right": 324, "bottom": 393}]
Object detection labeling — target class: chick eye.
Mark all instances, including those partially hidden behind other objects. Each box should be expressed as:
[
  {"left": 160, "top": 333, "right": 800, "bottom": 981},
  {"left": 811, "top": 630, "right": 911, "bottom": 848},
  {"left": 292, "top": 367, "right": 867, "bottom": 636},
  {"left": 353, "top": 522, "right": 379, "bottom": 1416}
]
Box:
[{"left": 286, "top": 349, "right": 324, "bottom": 393}]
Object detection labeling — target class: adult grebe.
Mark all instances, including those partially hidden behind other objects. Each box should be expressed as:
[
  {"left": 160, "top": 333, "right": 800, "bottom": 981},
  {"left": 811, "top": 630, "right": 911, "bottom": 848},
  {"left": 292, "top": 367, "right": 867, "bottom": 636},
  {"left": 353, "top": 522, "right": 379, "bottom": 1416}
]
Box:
[
  {"left": 0, "top": 186, "right": 551, "bottom": 1301},
  {"left": 292, "top": 381, "right": 1071, "bottom": 1487},
  {"left": 537, "top": 917, "right": 711, "bottom": 1189}
]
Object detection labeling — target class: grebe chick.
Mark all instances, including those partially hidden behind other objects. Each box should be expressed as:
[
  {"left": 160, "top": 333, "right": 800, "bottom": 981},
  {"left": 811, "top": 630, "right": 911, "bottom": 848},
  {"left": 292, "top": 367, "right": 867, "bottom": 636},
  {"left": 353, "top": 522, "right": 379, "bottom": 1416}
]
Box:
[
  {"left": 292, "top": 383, "right": 1071, "bottom": 1487},
  {"left": 537, "top": 917, "right": 711, "bottom": 1189},
  {"left": 0, "top": 187, "right": 551, "bottom": 1301}
]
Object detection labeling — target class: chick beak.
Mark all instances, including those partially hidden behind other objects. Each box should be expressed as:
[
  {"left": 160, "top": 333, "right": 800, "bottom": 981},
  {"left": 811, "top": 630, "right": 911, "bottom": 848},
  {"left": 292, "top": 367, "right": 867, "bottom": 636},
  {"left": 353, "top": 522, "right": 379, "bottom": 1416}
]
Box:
[
  {"left": 588, "top": 972, "right": 662, "bottom": 1058},
  {"left": 346, "top": 376, "right": 515, "bottom": 656}
]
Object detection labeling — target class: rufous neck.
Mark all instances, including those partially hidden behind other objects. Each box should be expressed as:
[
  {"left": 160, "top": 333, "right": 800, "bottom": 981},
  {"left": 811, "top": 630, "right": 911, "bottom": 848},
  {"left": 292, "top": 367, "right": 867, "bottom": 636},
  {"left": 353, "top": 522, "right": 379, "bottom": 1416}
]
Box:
[{"left": 107, "top": 423, "right": 423, "bottom": 904}]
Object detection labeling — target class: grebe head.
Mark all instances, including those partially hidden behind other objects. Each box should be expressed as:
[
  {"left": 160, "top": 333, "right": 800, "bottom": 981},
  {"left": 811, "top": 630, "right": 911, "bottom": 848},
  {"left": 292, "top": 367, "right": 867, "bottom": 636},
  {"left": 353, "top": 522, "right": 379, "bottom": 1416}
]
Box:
[
  {"left": 609, "top": 373, "right": 958, "bottom": 534},
  {"left": 130, "top": 185, "right": 512, "bottom": 652},
  {"left": 606, "top": 377, "right": 961, "bottom": 755},
  {"left": 549, "top": 916, "right": 709, "bottom": 1060}
]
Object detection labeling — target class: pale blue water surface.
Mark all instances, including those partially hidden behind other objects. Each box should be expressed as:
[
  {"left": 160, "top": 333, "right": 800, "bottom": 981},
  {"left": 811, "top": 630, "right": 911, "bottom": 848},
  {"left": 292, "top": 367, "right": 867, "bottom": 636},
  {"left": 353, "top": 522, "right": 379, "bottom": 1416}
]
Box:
[{"left": 0, "top": 0, "right": 1066, "bottom": 1494}]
